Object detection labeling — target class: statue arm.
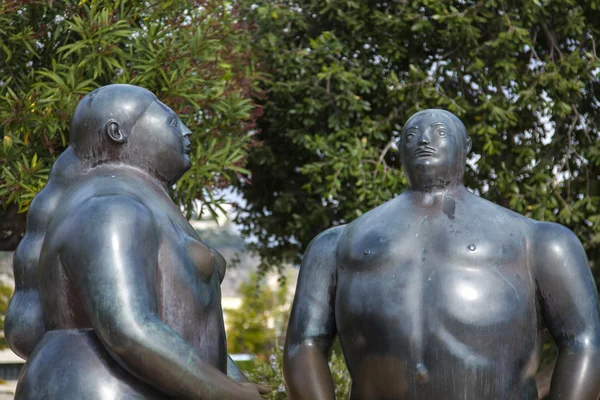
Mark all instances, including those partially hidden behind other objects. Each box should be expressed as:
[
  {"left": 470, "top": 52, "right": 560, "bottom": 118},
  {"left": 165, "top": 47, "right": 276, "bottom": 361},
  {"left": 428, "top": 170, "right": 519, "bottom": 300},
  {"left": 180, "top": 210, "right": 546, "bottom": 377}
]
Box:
[
  {"left": 62, "top": 196, "right": 261, "bottom": 400},
  {"left": 283, "top": 226, "right": 344, "bottom": 400},
  {"left": 4, "top": 186, "right": 58, "bottom": 359},
  {"left": 5, "top": 147, "right": 82, "bottom": 358},
  {"left": 533, "top": 222, "right": 600, "bottom": 400},
  {"left": 4, "top": 232, "right": 45, "bottom": 359},
  {"left": 227, "top": 355, "right": 249, "bottom": 382}
]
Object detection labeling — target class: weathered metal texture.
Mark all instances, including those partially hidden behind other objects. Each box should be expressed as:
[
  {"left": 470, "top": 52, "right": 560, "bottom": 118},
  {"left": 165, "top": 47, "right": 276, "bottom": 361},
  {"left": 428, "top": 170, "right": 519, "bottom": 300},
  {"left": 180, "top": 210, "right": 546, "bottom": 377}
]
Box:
[{"left": 7, "top": 84, "right": 265, "bottom": 399}]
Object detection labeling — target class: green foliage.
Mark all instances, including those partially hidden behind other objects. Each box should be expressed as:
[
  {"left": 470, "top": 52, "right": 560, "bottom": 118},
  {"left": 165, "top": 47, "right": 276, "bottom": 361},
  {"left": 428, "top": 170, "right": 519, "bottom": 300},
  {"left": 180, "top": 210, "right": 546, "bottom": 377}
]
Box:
[
  {"left": 0, "top": 284, "right": 11, "bottom": 349},
  {"left": 248, "top": 345, "right": 351, "bottom": 400},
  {"left": 227, "top": 270, "right": 351, "bottom": 398},
  {"left": 226, "top": 272, "right": 290, "bottom": 359},
  {"left": 235, "top": 0, "right": 600, "bottom": 276},
  {"left": 0, "top": 0, "right": 264, "bottom": 245}
]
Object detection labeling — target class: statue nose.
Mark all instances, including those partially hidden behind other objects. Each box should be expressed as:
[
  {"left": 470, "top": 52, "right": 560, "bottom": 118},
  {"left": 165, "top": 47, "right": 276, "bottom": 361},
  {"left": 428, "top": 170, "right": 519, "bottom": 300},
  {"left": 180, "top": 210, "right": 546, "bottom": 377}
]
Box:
[{"left": 417, "top": 130, "right": 431, "bottom": 146}]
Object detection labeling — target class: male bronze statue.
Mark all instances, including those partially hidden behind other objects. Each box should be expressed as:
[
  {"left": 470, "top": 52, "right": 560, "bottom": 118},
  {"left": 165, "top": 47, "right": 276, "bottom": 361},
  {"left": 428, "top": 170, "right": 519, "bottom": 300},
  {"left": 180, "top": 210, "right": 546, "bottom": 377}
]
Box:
[
  {"left": 8, "top": 84, "right": 267, "bottom": 399},
  {"left": 284, "top": 109, "right": 600, "bottom": 399}
]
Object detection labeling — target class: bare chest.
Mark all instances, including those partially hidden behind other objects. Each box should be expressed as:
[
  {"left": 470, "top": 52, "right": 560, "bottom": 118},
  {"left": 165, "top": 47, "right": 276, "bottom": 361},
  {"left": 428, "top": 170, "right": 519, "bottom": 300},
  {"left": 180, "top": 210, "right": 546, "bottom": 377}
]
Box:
[
  {"left": 154, "top": 211, "right": 225, "bottom": 343},
  {"left": 156, "top": 213, "right": 222, "bottom": 307},
  {"left": 335, "top": 214, "right": 537, "bottom": 357},
  {"left": 153, "top": 216, "right": 226, "bottom": 368}
]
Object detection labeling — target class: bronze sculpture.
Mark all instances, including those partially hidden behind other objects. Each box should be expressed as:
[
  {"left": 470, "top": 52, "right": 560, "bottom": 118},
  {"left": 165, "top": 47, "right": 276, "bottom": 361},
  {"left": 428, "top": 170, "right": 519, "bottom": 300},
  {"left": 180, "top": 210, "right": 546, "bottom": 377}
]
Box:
[
  {"left": 283, "top": 109, "right": 600, "bottom": 399},
  {"left": 5, "top": 146, "right": 83, "bottom": 360},
  {"left": 8, "top": 84, "right": 268, "bottom": 399}
]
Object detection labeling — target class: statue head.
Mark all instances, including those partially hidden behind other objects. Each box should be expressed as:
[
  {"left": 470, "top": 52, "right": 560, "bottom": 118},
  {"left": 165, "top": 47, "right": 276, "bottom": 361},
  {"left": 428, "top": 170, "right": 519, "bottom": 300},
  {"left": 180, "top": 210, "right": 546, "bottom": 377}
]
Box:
[
  {"left": 400, "top": 109, "right": 471, "bottom": 191},
  {"left": 71, "top": 84, "right": 192, "bottom": 185}
]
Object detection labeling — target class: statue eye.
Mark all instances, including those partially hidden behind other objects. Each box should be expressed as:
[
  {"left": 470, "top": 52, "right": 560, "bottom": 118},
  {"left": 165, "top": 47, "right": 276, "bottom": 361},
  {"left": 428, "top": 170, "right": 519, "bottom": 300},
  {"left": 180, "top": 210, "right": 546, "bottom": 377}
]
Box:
[
  {"left": 171, "top": 119, "right": 179, "bottom": 127},
  {"left": 435, "top": 127, "right": 447, "bottom": 136},
  {"left": 405, "top": 132, "right": 415, "bottom": 140}
]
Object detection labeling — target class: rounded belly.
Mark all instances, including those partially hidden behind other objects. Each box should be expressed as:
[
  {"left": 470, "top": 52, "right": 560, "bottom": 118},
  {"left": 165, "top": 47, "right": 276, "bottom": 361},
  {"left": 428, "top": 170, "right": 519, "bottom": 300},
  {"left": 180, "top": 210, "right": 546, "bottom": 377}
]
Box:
[{"left": 335, "top": 266, "right": 540, "bottom": 400}]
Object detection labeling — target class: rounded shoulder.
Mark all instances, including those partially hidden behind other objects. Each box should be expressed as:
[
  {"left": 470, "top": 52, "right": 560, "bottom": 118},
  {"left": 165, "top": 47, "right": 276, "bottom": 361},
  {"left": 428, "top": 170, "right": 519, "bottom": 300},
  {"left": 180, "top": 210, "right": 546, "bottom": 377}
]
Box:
[
  {"left": 532, "top": 220, "right": 582, "bottom": 250},
  {"left": 529, "top": 221, "right": 586, "bottom": 275},
  {"left": 344, "top": 197, "right": 399, "bottom": 230},
  {"left": 59, "top": 168, "right": 160, "bottom": 218},
  {"left": 57, "top": 194, "right": 158, "bottom": 255},
  {"left": 48, "top": 147, "right": 85, "bottom": 185},
  {"left": 49, "top": 180, "right": 155, "bottom": 241},
  {"left": 529, "top": 221, "right": 592, "bottom": 295},
  {"left": 299, "top": 225, "right": 346, "bottom": 274},
  {"left": 25, "top": 148, "right": 84, "bottom": 230},
  {"left": 468, "top": 194, "right": 532, "bottom": 223},
  {"left": 72, "top": 193, "right": 153, "bottom": 224},
  {"left": 308, "top": 224, "right": 346, "bottom": 250},
  {"left": 302, "top": 225, "right": 347, "bottom": 263}
]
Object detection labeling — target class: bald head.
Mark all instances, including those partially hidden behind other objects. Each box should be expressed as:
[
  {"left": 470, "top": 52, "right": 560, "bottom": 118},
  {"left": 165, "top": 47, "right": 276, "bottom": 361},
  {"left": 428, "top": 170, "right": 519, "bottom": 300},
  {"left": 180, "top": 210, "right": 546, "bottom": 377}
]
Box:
[
  {"left": 71, "top": 84, "right": 156, "bottom": 159},
  {"left": 70, "top": 84, "right": 193, "bottom": 185}
]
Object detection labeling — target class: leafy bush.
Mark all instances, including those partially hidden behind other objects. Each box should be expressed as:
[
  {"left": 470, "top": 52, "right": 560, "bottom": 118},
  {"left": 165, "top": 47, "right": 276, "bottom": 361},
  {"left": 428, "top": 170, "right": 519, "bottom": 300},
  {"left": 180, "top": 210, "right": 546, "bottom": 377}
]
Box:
[
  {"left": 0, "top": 0, "right": 264, "bottom": 248},
  {"left": 236, "top": 0, "right": 600, "bottom": 277},
  {"left": 227, "top": 272, "right": 290, "bottom": 359},
  {"left": 248, "top": 345, "right": 351, "bottom": 400},
  {"left": 0, "top": 283, "right": 12, "bottom": 349}
]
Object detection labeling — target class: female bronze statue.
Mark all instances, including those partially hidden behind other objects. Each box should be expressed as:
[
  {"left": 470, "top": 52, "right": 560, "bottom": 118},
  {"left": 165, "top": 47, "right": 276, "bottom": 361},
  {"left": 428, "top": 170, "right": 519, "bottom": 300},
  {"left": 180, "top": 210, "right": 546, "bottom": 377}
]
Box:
[{"left": 8, "top": 84, "right": 267, "bottom": 399}]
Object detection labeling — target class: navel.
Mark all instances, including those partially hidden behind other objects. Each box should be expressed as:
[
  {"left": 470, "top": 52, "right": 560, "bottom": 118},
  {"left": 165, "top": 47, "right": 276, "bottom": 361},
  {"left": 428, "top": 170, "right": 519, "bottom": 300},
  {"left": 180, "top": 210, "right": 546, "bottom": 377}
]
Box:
[{"left": 415, "top": 362, "right": 430, "bottom": 383}]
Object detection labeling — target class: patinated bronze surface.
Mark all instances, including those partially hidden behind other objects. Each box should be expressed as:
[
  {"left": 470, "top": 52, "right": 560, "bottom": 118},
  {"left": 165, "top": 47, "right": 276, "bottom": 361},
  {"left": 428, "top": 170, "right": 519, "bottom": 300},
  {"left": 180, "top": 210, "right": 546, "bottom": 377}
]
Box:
[
  {"left": 284, "top": 109, "right": 600, "bottom": 399},
  {"left": 6, "top": 84, "right": 267, "bottom": 399},
  {"left": 5, "top": 146, "right": 83, "bottom": 360}
]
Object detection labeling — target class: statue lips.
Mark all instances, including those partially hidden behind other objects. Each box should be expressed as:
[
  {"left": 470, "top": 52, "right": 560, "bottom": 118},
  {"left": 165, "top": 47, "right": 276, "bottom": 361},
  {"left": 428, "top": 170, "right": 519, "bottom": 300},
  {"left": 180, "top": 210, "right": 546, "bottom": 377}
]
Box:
[
  {"left": 183, "top": 141, "right": 192, "bottom": 155},
  {"left": 414, "top": 145, "right": 436, "bottom": 158}
]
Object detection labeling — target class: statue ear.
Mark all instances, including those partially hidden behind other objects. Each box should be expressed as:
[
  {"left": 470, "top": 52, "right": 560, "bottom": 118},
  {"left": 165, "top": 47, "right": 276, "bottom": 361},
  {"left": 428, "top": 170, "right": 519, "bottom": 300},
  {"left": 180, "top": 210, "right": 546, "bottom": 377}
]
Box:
[
  {"left": 105, "top": 121, "right": 126, "bottom": 144},
  {"left": 465, "top": 136, "right": 472, "bottom": 154}
]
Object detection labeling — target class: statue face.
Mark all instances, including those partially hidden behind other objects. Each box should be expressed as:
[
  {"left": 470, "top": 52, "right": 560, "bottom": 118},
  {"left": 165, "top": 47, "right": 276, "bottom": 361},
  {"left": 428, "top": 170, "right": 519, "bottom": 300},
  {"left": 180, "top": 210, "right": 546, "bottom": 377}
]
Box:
[
  {"left": 132, "top": 100, "right": 193, "bottom": 182},
  {"left": 400, "top": 110, "right": 469, "bottom": 186}
]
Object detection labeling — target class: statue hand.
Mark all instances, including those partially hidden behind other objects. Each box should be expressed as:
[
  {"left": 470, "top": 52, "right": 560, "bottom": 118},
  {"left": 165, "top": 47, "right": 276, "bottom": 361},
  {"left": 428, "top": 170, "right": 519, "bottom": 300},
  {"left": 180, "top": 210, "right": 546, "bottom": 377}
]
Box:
[{"left": 238, "top": 382, "right": 271, "bottom": 398}]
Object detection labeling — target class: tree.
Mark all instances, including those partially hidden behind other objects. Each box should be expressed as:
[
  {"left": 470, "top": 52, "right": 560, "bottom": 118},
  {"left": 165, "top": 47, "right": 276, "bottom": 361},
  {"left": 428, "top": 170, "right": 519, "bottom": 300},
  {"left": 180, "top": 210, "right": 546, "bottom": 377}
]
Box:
[
  {"left": 226, "top": 272, "right": 291, "bottom": 359},
  {"left": 0, "top": 0, "right": 264, "bottom": 250},
  {"left": 235, "top": 0, "right": 600, "bottom": 279},
  {"left": 0, "top": 283, "right": 12, "bottom": 349}
]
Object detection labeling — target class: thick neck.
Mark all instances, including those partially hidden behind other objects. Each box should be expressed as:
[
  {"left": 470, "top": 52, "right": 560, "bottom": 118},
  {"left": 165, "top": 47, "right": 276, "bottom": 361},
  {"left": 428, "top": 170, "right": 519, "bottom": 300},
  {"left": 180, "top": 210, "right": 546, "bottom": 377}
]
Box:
[
  {"left": 405, "top": 164, "right": 464, "bottom": 193},
  {"left": 87, "top": 160, "right": 171, "bottom": 193},
  {"left": 404, "top": 184, "right": 468, "bottom": 208}
]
